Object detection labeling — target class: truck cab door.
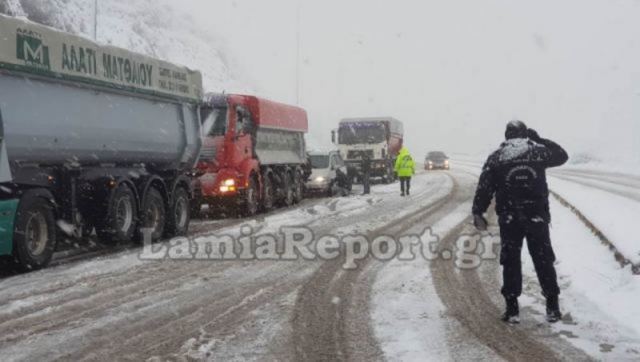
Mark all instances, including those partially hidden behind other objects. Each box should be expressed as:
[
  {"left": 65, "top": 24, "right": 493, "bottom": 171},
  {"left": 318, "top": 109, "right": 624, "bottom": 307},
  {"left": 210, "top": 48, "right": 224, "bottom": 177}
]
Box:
[{"left": 233, "top": 106, "right": 254, "bottom": 160}]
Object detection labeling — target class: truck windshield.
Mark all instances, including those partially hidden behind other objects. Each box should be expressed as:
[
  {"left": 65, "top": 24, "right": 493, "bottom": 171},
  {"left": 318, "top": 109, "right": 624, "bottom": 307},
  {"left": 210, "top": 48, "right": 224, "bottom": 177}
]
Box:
[
  {"left": 338, "top": 123, "right": 386, "bottom": 144},
  {"left": 201, "top": 106, "right": 228, "bottom": 137},
  {"left": 310, "top": 155, "right": 330, "bottom": 169}
]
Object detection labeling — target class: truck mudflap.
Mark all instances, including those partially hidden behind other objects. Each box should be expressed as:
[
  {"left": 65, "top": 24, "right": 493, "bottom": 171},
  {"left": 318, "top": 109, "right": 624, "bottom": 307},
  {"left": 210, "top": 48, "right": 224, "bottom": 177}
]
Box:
[{"left": 0, "top": 198, "right": 18, "bottom": 256}]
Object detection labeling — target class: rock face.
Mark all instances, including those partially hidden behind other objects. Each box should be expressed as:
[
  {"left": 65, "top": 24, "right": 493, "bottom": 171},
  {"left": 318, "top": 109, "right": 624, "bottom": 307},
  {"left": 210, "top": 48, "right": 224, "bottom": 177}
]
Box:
[{"left": 0, "top": 0, "right": 250, "bottom": 92}]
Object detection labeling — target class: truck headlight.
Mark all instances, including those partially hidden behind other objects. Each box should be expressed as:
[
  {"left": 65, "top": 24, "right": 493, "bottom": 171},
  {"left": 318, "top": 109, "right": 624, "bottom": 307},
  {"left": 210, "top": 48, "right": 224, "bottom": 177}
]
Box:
[
  {"left": 315, "top": 176, "right": 326, "bottom": 183},
  {"left": 219, "top": 185, "right": 237, "bottom": 193},
  {"left": 219, "top": 179, "right": 237, "bottom": 193}
]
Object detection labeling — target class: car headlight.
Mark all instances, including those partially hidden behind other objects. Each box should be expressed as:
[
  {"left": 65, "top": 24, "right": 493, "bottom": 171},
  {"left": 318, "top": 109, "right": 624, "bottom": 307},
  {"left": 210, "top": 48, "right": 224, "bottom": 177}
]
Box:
[
  {"left": 315, "top": 176, "right": 326, "bottom": 183},
  {"left": 223, "top": 179, "right": 235, "bottom": 186}
]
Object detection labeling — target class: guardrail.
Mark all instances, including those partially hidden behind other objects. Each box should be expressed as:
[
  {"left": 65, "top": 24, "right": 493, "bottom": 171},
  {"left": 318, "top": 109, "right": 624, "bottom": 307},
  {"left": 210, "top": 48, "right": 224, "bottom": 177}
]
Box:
[{"left": 551, "top": 190, "right": 640, "bottom": 275}]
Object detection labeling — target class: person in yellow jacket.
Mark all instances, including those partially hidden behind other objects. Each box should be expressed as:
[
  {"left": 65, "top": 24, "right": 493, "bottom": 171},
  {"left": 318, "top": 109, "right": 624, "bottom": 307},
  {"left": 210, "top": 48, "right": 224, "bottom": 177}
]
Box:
[{"left": 394, "top": 147, "right": 415, "bottom": 196}]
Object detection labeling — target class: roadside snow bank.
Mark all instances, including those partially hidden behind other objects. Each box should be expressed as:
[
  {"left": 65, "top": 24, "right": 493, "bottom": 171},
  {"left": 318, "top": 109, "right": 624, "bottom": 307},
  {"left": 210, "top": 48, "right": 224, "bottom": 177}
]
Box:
[
  {"left": 520, "top": 198, "right": 640, "bottom": 359},
  {"left": 549, "top": 177, "right": 640, "bottom": 265}
]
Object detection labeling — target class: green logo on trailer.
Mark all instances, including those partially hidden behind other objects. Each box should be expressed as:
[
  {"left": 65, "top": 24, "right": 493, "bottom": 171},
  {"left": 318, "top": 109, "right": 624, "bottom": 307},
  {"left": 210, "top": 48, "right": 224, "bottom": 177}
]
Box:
[{"left": 16, "top": 29, "right": 50, "bottom": 71}]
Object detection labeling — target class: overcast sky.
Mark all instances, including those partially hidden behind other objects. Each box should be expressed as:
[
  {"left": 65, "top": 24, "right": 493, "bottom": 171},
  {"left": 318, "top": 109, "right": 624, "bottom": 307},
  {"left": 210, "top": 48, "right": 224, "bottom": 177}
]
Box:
[{"left": 177, "top": 0, "right": 640, "bottom": 163}]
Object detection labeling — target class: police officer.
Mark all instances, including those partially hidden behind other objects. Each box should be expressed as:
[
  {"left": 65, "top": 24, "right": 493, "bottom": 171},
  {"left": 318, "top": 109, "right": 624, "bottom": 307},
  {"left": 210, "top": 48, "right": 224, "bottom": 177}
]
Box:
[
  {"left": 472, "top": 121, "right": 568, "bottom": 324},
  {"left": 395, "top": 147, "right": 415, "bottom": 196}
]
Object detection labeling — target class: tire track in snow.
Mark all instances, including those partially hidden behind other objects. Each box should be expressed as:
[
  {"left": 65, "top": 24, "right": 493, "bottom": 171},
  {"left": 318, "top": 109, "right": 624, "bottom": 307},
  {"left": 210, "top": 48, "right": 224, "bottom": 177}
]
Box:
[
  {"left": 430, "top": 212, "right": 592, "bottom": 360},
  {"left": 292, "top": 172, "right": 459, "bottom": 361}
]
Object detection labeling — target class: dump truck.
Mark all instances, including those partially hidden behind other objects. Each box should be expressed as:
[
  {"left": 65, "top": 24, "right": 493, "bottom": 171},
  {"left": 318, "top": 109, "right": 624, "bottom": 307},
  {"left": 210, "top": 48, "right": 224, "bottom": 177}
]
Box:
[
  {"left": 332, "top": 117, "right": 404, "bottom": 183},
  {"left": 0, "top": 14, "right": 203, "bottom": 269},
  {"left": 193, "top": 93, "right": 309, "bottom": 216}
]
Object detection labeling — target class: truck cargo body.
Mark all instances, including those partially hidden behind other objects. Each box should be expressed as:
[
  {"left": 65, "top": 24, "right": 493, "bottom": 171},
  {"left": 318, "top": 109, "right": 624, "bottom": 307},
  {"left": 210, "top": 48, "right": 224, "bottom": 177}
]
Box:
[
  {"left": 335, "top": 117, "right": 404, "bottom": 182},
  {"left": 0, "top": 14, "right": 203, "bottom": 270},
  {"left": 193, "top": 94, "right": 309, "bottom": 217}
]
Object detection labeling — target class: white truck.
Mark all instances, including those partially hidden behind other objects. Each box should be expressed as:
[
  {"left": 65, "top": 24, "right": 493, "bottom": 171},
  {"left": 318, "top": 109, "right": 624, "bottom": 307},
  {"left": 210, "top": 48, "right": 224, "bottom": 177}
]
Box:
[{"left": 332, "top": 117, "right": 404, "bottom": 183}]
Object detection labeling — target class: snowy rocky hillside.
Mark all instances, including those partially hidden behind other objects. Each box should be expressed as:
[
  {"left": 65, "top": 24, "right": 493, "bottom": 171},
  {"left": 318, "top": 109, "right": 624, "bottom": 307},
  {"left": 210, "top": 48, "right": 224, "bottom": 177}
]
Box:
[{"left": 0, "top": 0, "right": 251, "bottom": 93}]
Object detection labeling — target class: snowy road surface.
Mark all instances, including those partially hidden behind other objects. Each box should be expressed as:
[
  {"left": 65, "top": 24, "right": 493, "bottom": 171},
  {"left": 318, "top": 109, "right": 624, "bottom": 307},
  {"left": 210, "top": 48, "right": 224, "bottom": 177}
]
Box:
[{"left": 0, "top": 169, "right": 638, "bottom": 361}]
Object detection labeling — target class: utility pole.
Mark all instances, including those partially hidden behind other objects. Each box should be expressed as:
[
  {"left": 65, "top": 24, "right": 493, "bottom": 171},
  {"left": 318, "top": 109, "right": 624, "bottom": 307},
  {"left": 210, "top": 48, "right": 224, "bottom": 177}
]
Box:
[
  {"left": 93, "top": 0, "right": 98, "bottom": 41},
  {"left": 295, "top": 0, "right": 301, "bottom": 106}
]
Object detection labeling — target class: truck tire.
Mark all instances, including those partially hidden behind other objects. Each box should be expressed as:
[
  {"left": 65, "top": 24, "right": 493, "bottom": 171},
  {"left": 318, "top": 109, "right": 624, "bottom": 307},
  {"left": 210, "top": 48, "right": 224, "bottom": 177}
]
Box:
[
  {"left": 12, "top": 190, "right": 56, "bottom": 271},
  {"left": 166, "top": 187, "right": 190, "bottom": 237},
  {"left": 242, "top": 177, "right": 259, "bottom": 217},
  {"left": 293, "top": 171, "right": 304, "bottom": 204},
  {"left": 137, "top": 187, "right": 166, "bottom": 242},
  {"left": 262, "top": 174, "right": 275, "bottom": 211},
  {"left": 96, "top": 183, "right": 137, "bottom": 244}
]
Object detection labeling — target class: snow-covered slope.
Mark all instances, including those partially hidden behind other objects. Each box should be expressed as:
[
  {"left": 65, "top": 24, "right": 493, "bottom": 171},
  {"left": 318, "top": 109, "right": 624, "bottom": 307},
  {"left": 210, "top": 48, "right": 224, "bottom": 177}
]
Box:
[{"left": 0, "top": 0, "right": 251, "bottom": 93}]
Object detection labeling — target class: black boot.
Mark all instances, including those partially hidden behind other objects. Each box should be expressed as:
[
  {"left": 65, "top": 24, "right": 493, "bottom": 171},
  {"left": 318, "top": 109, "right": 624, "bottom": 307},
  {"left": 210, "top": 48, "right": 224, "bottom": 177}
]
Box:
[
  {"left": 546, "top": 295, "right": 562, "bottom": 323},
  {"left": 502, "top": 297, "right": 520, "bottom": 324}
]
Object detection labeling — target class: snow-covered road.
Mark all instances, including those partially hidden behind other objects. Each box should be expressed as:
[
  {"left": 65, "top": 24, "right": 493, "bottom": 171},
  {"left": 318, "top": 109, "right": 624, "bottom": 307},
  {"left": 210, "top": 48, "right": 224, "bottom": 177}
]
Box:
[{"left": 0, "top": 168, "right": 638, "bottom": 361}]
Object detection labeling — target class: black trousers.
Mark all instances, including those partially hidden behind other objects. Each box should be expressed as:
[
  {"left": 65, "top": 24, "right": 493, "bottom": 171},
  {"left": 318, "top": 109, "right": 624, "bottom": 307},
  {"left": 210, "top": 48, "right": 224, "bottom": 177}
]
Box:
[
  {"left": 499, "top": 214, "right": 560, "bottom": 299},
  {"left": 362, "top": 172, "right": 371, "bottom": 194},
  {"left": 400, "top": 176, "right": 411, "bottom": 194}
]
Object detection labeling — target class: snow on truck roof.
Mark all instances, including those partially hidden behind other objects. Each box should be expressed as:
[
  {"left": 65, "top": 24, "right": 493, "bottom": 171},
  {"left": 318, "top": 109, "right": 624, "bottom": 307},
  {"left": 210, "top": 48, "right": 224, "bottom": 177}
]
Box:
[
  {"left": 228, "top": 94, "right": 309, "bottom": 133},
  {"left": 339, "top": 117, "right": 403, "bottom": 134},
  {"left": 0, "top": 13, "right": 203, "bottom": 103}
]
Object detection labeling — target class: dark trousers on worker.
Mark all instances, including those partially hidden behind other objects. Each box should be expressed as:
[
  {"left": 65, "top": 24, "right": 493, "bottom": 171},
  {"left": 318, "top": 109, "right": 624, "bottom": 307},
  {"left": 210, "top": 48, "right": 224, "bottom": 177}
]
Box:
[
  {"left": 499, "top": 214, "right": 560, "bottom": 299},
  {"left": 400, "top": 176, "right": 411, "bottom": 195},
  {"left": 362, "top": 172, "right": 371, "bottom": 195}
]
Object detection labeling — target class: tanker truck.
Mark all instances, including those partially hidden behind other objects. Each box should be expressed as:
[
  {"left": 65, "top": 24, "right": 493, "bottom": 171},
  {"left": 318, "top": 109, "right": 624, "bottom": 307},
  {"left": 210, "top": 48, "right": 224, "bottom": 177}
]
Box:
[
  {"left": 0, "top": 14, "right": 203, "bottom": 270},
  {"left": 192, "top": 93, "right": 309, "bottom": 217},
  {"left": 332, "top": 117, "right": 404, "bottom": 183}
]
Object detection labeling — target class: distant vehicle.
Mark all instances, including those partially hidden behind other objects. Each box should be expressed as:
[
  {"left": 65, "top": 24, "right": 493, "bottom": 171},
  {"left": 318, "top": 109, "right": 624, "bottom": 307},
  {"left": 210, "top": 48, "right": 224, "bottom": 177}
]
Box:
[
  {"left": 192, "top": 94, "right": 309, "bottom": 217},
  {"left": 332, "top": 117, "right": 403, "bottom": 183},
  {"left": 306, "top": 151, "right": 351, "bottom": 196},
  {"left": 425, "top": 151, "right": 450, "bottom": 170}
]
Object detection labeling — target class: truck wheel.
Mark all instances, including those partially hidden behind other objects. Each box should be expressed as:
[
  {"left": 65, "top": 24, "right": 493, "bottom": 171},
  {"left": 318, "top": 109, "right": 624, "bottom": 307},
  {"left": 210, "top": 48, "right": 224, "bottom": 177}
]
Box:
[
  {"left": 243, "top": 177, "right": 259, "bottom": 217},
  {"left": 167, "top": 187, "right": 190, "bottom": 237},
  {"left": 12, "top": 191, "right": 56, "bottom": 270},
  {"left": 138, "top": 187, "right": 166, "bottom": 242},
  {"left": 293, "top": 171, "right": 304, "bottom": 204},
  {"left": 97, "top": 184, "right": 137, "bottom": 244},
  {"left": 262, "top": 174, "right": 275, "bottom": 211}
]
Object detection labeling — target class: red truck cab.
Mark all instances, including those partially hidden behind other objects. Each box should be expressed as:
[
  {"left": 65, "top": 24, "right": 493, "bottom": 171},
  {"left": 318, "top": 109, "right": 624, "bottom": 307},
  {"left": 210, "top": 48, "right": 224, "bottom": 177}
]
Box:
[{"left": 193, "top": 94, "right": 309, "bottom": 217}]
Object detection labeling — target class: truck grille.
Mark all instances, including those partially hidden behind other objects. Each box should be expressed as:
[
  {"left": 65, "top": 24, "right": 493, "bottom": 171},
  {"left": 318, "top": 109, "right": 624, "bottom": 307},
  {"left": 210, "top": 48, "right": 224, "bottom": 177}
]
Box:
[
  {"left": 347, "top": 150, "right": 374, "bottom": 160},
  {"left": 199, "top": 145, "right": 217, "bottom": 162}
]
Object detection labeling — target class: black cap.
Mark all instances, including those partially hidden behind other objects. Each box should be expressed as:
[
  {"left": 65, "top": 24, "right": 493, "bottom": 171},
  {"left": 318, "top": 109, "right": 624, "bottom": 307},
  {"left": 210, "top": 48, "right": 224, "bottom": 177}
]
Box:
[{"left": 505, "top": 120, "right": 528, "bottom": 140}]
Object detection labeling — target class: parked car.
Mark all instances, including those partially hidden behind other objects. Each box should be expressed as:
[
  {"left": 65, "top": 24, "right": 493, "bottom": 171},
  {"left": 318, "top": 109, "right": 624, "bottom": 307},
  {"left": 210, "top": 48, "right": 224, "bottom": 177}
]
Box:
[
  {"left": 306, "top": 151, "right": 352, "bottom": 196},
  {"left": 425, "top": 151, "right": 450, "bottom": 170}
]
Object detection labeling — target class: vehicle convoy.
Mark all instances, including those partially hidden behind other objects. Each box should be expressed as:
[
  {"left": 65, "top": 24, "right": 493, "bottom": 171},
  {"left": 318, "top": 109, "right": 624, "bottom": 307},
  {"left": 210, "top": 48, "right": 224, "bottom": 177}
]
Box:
[
  {"left": 306, "top": 150, "right": 351, "bottom": 196},
  {"left": 332, "top": 117, "right": 404, "bottom": 183},
  {"left": 0, "top": 14, "right": 203, "bottom": 270},
  {"left": 425, "top": 151, "right": 450, "bottom": 170},
  {"left": 192, "top": 94, "right": 309, "bottom": 217}
]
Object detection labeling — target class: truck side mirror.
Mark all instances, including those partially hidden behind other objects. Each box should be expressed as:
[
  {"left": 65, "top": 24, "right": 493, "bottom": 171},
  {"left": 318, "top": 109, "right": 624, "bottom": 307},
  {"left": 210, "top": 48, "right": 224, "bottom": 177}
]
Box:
[{"left": 331, "top": 130, "right": 336, "bottom": 144}]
